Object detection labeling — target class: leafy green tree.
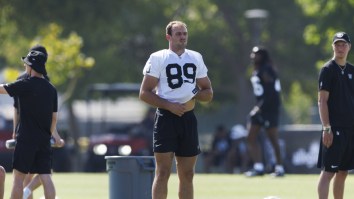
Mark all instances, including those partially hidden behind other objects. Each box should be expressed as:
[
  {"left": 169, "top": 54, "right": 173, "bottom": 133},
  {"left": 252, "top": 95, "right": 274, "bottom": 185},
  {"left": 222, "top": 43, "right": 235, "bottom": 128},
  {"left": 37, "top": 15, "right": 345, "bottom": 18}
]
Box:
[
  {"left": 284, "top": 81, "right": 313, "bottom": 124},
  {"left": 0, "top": 5, "right": 29, "bottom": 69},
  {"left": 294, "top": 0, "right": 354, "bottom": 123},
  {"left": 296, "top": 0, "right": 354, "bottom": 64},
  {"left": 210, "top": 0, "right": 319, "bottom": 121},
  {"left": 34, "top": 23, "right": 95, "bottom": 103},
  {"left": 1, "top": 0, "right": 329, "bottom": 127}
]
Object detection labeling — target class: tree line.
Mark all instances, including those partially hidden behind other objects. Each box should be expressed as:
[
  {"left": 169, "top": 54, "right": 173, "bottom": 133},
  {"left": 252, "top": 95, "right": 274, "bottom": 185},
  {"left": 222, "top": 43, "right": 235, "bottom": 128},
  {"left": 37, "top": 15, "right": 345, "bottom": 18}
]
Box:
[{"left": 0, "top": 0, "right": 353, "bottom": 124}]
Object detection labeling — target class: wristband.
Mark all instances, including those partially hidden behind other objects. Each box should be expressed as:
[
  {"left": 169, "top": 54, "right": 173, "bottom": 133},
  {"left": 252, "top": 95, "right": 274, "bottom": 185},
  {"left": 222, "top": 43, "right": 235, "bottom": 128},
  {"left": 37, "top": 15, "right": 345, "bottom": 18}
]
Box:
[
  {"left": 192, "top": 87, "right": 199, "bottom": 100},
  {"left": 323, "top": 126, "right": 331, "bottom": 134},
  {"left": 192, "top": 86, "right": 199, "bottom": 94}
]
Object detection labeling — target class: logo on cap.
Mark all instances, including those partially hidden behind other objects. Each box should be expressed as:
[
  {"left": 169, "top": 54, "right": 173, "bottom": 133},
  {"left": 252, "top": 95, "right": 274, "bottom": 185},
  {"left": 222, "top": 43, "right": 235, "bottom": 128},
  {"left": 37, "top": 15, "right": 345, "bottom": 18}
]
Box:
[
  {"left": 333, "top": 32, "right": 351, "bottom": 44},
  {"left": 336, "top": 32, "right": 344, "bottom": 38}
]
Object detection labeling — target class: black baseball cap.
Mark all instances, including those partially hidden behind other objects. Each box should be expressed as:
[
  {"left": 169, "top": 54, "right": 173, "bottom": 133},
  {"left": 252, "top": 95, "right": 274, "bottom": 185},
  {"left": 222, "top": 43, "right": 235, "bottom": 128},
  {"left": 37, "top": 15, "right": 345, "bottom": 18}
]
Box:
[
  {"left": 332, "top": 32, "right": 351, "bottom": 44},
  {"left": 21, "top": 44, "right": 48, "bottom": 75}
]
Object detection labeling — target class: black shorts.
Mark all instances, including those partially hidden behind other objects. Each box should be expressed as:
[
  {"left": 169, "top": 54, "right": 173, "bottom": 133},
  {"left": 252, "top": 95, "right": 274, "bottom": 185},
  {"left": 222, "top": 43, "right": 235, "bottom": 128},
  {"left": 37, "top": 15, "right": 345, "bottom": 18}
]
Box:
[
  {"left": 13, "top": 138, "right": 52, "bottom": 174},
  {"left": 249, "top": 109, "right": 279, "bottom": 128},
  {"left": 153, "top": 108, "right": 201, "bottom": 157},
  {"left": 317, "top": 127, "right": 354, "bottom": 172}
]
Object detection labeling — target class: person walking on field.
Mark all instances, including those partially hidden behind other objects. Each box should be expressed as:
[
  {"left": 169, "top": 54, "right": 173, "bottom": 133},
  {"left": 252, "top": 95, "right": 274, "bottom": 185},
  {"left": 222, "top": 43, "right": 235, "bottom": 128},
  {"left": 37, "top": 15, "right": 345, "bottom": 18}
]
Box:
[
  {"left": 244, "top": 46, "right": 285, "bottom": 177},
  {"left": 0, "top": 45, "right": 61, "bottom": 199},
  {"left": 11, "top": 45, "right": 63, "bottom": 199},
  {"left": 317, "top": 32, "right": 354, "bottom": 199},
  {"left": 139, "top": 20, "right": 213, "bottom": 199}
]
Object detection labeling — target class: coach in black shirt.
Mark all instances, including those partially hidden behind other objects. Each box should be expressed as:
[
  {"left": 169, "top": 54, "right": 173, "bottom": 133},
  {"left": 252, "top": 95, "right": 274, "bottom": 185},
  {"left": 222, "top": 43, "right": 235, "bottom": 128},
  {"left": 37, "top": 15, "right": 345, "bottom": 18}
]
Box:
[{"left": 317, "top": 32, "right": 354, "bottom": 199}]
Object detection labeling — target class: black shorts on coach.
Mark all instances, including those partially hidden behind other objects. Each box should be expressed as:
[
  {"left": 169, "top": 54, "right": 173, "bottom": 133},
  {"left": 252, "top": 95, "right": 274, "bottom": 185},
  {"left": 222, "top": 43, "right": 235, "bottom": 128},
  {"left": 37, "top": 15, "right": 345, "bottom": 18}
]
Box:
[{"left": 317, "top": 127, "right": 354, "bottom": 172}]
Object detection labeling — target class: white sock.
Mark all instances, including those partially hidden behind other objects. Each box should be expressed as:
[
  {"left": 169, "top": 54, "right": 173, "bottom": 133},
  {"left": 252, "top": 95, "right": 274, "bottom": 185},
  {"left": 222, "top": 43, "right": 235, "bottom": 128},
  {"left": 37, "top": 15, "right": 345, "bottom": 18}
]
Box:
[
  {"left": 253, "top": 162, "right": 264, "bottom": 171},
  {"left": 23, "top": 187, "right": 31, "bottom": 199},
  {"left": 275, "top": 165, "right": 284, "bottom": 173}
]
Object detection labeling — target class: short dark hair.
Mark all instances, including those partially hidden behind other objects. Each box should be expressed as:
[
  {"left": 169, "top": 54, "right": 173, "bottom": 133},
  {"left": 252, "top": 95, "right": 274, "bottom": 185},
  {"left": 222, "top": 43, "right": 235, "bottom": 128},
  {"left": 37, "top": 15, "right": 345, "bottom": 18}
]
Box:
[{"left": 166, "top": 21, "right": 187, "bottom": 35}]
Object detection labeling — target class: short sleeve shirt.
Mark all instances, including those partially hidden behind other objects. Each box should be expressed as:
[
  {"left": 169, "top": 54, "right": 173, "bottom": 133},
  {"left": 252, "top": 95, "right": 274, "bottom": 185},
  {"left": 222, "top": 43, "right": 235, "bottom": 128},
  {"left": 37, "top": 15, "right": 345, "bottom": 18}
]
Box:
[
  {"left": 318, "top": 60, "right": 354, "bottom": 127},
  {"left": 13, "top": 72, "right": 29, "bottom": 109},
  {"left": 250, "top": 64, "right": 281, "bottom": 111},
  {"left": 4, "top": 77, "right": 58, "bottom": 140},
  {"left": 143, "top": 49, "right": 208, "bottom": 103}
]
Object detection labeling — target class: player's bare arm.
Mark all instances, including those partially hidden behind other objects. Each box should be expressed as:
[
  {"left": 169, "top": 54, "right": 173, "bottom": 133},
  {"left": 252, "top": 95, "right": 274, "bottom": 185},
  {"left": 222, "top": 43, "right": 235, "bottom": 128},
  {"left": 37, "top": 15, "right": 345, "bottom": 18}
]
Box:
[
  {"left": 194, "top": 76, "right": 213, "bottom": 102},
  {"left": 139, "top": 75, "right": 186, "bottom": 116},
  {"left": 318, "top": 90, "right": 332, "bottom": 147},
  {"left": 51, "top": 112, "right": 65, "bottom": 147},
  {"left": 0, "top": 85, "right": 14, "bottom": 138}
]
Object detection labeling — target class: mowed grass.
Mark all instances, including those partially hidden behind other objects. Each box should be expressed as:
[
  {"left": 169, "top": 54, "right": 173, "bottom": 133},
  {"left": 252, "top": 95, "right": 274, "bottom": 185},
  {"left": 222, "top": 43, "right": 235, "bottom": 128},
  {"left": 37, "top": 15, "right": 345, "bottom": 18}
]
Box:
[{"left": 3, "top": 173, "right": 354, "bottom": 199}]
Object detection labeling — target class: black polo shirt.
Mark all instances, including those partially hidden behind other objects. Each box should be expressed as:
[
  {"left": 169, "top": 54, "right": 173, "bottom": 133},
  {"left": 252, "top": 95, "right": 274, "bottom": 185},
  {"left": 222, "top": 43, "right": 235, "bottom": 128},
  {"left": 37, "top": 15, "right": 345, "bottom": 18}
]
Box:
[{"left": 318, "top": 60, "right": 354, "bottom": 127}]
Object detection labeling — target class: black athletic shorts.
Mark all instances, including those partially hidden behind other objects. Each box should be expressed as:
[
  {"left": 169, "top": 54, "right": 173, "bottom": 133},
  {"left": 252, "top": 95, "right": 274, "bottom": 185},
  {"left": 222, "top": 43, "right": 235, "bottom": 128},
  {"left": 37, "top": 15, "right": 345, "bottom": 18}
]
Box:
[
  {"left": 153, "top": 108, "right": 201, "bottom": 157},
  {"left": 249, "top": 109, "right": 279, "bottom": 128},
  {"left": 317, "top": 127, "right": 354, "bottom": 172},
  {"left": 13, "top": 138, "right": 52, "bottom": 174}
]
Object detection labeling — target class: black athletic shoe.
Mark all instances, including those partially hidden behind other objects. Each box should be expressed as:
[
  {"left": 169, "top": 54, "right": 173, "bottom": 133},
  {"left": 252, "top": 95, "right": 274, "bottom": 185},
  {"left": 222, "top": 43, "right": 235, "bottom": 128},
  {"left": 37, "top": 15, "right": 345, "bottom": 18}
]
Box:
[{"left": 244, "top": 169, "right": 264, "bottom": 177}]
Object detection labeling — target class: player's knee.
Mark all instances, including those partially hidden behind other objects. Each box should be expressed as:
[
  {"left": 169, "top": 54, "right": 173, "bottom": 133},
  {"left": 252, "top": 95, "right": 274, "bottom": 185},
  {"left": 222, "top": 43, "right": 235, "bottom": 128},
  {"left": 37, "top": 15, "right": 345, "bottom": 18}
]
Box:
[
  {"left": 155, "top": 169, "right": 171, "bottom": 181},
  {"left": 178, "top": 169, "right": 195, "bottom": 182}
]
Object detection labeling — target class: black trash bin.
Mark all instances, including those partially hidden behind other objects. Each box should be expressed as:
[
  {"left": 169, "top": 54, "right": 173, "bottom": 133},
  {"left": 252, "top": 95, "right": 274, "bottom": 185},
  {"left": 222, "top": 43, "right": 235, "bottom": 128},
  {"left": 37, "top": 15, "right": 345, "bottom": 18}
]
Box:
[{"left": 105, "top": 156, "right": 155, "bottom": 199}]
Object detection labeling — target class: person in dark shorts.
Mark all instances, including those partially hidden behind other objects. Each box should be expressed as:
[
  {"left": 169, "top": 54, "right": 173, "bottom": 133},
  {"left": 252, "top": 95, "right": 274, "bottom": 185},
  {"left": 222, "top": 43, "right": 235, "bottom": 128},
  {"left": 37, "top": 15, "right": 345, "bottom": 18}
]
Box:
[
  {"left": 12, "top": 46, "right": 64, "bottom": 199},
  {"left": 139, "top": 21, "right": 213, "bottom": 199},
  {"left": 0, "top": 44, "right": 62, "bottom": 199},
  {"left": 244, "top": 46, "right": 285, "bottom": 177},
  {"left": 317, "top": 32, "right": 354, "bottom": 199}
]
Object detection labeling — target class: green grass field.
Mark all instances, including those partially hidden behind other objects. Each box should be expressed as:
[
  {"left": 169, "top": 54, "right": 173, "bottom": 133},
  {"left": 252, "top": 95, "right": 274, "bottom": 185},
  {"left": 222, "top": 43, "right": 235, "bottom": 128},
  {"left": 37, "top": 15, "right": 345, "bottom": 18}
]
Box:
[{"left": 3, "top": 173, "right": 354, "bottom": 199}]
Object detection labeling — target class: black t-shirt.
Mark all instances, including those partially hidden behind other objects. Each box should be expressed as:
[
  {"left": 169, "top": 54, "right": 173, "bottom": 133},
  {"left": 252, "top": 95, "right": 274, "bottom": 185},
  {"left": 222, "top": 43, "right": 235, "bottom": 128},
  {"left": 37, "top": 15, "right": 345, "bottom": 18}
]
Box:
[
  {"left": 250, "top": 64, "right": 281, "bottom": 112},
  {"left": 13, "top": 72, "right": 29, "bottom": 109},
  {"left": 318, "top": 60, "right": 354, "bottom": 127},
  {"left": 4, "top": 77, "right": 58, "bottom": 141}
]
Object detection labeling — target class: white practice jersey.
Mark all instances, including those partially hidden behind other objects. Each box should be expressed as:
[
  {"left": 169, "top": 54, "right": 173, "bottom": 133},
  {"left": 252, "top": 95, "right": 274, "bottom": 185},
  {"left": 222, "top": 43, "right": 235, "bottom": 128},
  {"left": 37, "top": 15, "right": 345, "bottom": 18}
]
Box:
[{"left": 143, "top": 49, "right": 208, "bottom": 103}]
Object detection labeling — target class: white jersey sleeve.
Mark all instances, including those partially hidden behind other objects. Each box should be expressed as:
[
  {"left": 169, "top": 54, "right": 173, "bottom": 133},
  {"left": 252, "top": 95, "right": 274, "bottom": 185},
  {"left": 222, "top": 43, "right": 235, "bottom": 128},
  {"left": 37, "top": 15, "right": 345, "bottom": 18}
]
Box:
[{"left": 142, "top": 49, "right": 208, "bottom": 103}]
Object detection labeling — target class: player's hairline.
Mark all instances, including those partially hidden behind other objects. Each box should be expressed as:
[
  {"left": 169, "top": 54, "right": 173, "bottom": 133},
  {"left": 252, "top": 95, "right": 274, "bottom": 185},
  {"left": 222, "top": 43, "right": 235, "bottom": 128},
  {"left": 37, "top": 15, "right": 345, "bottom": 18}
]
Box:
[{"left": 166, "top": 21, "right": 187, "bottom": 35}]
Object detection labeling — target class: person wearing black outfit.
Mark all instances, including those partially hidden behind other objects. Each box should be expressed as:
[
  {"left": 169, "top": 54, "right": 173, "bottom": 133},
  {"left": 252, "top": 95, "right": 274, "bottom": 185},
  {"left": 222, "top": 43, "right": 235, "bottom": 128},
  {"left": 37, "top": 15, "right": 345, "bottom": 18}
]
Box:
[
  {"left": 244, "top": 46, "right": 284, "bottom": 177},
  {"left": 317, "top": 32, "right": 354, "bottom": 199},
  {"left": 0, "top": 45, "right": 61, "bottom": 199}
]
